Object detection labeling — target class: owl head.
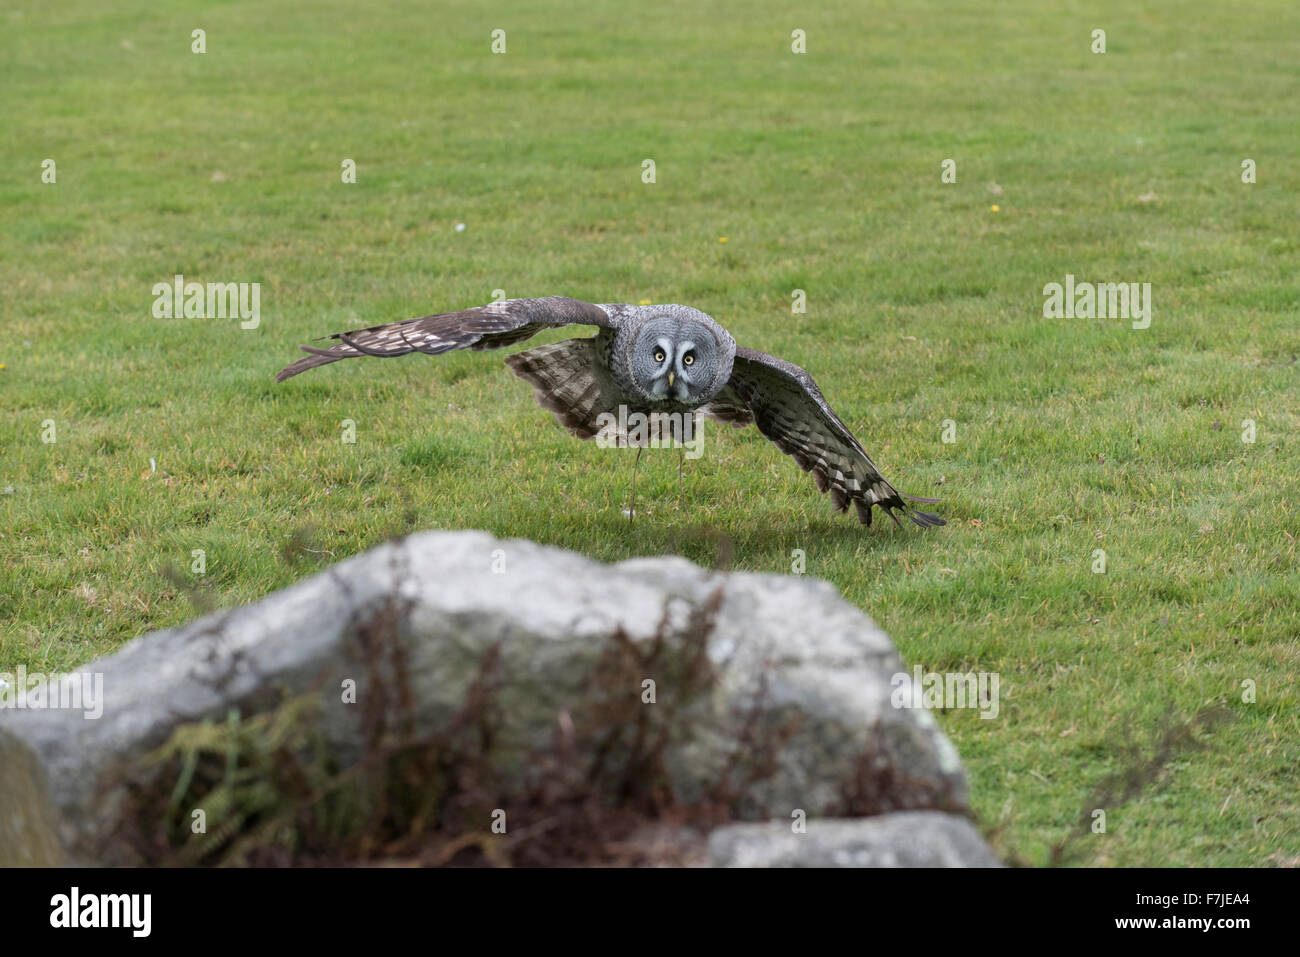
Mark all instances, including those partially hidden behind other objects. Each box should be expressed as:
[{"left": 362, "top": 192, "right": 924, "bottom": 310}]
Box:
[{"left": 627, "top": 306, "right": 734, "bottom": 404}]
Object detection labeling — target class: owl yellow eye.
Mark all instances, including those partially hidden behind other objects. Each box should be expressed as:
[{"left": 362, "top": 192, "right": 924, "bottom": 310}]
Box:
[
  {"left": 654, "top": 350, "right": 666, "bottom": 363},
  {"left": 683, "top": 353, "right": 695, "bottom": 365}
]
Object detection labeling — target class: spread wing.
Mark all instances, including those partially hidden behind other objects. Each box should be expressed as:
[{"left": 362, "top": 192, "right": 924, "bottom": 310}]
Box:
[
  {"left": 276, "top": 296, "right": 628, "bottom": 382},
  {"left": 719, "top": 348, "right": 945, "bottom": 528}
]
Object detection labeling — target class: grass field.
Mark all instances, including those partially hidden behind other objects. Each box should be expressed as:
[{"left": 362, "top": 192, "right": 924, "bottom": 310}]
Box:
[{"left": 2, "top": 0, "right": 1297, "bottom": 866}]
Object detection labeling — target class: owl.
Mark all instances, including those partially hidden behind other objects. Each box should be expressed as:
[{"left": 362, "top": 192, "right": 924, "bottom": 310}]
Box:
[{"left": 277, "top": 296, "right": 944, "bottom": 528}]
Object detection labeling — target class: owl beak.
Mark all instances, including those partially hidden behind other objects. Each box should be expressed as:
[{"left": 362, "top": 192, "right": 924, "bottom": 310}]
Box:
[{"left": 667, "top": 371, "right": 676, "bottom": 387}]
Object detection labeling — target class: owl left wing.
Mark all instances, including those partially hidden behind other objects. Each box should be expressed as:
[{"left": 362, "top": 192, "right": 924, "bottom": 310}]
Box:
[
  {"left": 276, "top": 296, "right": 631, "bottom": 382},
  {"left": 718, "top": 348, "right": 945, "bottom": 528}
]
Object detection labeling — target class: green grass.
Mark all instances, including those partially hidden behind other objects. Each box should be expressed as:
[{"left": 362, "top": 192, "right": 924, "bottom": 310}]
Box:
[{"left": 1, "top": 0, "right": 1297, "bottom": 867}]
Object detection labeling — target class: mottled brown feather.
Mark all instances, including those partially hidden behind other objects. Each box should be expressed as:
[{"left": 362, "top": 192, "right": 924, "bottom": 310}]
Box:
[
  {"left": 275, "top": 296, "right": 613, "bottom": 382},
  {"left": 723, "top": 348, "right": 944, "bottom": 528}
]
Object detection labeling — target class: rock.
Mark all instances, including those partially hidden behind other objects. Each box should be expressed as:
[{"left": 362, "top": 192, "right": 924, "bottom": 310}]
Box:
[
  {"left": 0, "top": 729, "right": 65, "bottom": 866},
  {"left": 708, "top": 812, "right": 1003, "bottom": 867},
  {"left": 0, "top": 530, "right": 981, "bottom": 865}
]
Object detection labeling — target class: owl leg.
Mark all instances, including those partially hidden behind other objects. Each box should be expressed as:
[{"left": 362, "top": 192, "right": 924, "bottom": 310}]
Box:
[{"left": 627, "top": 445, "right": 644, "bottom": 525}]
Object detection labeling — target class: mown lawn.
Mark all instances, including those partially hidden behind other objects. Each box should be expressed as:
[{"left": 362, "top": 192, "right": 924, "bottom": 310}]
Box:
[{"left": 1, "top": 0, "right": 1296, "bottom": 866}]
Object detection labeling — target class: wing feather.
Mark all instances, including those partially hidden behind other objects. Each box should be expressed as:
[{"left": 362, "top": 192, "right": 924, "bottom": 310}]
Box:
[
  {"left": 723, "top": 348, "right": 945, "bottom": 528},
  {"left": 276, "top": 296, "right": 624, "bottom": 382}
]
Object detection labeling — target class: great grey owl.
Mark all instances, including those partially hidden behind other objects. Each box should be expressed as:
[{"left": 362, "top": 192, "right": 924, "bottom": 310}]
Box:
[{"left": 276, "top": 296, "right": 944, "bottom": 528}]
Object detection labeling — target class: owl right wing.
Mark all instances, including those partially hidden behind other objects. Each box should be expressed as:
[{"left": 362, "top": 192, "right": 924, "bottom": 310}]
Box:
[
  {"left": 716, "top": 347, "right": 945, "bottom": 528},
  {"left": 276, "top": 296, "right": 632, "bottom": 382}
]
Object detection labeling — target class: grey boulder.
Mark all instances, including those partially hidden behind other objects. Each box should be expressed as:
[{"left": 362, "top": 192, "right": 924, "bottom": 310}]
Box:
[{"left": 0, "top": 530, "right": 989, "bottom": 866}]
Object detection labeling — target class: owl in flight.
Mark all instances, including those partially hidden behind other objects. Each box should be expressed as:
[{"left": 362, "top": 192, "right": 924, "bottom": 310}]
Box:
[{"left": 276, "top": 297, "right": 944, "bottom": 528}]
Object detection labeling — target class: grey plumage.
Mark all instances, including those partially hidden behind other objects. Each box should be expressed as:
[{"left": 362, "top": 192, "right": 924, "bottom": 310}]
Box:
[
  {"left": 503, "top": 338, "right": 621, "bottom": 440},
  {"left": 276, "top": 296, "right": 944, "bottom": 528}
]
